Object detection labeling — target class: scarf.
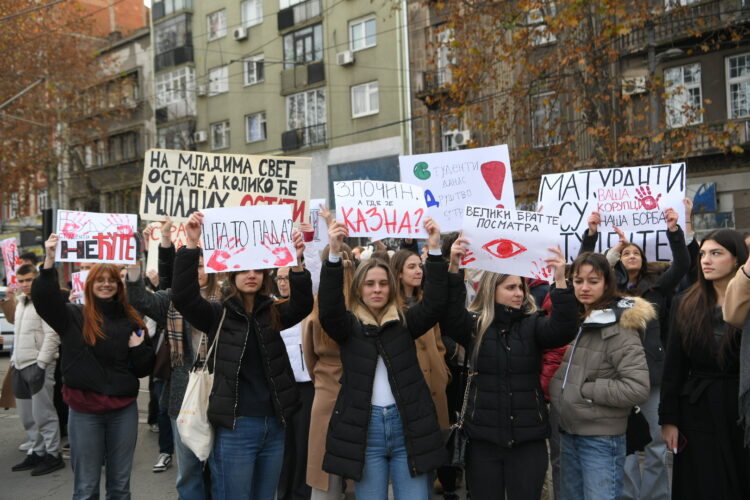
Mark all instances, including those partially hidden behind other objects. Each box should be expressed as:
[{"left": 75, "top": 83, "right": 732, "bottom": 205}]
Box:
[{"left": 167, "top": 287, "right": 220, "bottom": 367}]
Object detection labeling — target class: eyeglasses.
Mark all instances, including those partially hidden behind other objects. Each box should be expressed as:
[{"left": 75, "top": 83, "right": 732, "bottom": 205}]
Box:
[{"left": 274, "top": 277, "right": 289, "bottom": 282}]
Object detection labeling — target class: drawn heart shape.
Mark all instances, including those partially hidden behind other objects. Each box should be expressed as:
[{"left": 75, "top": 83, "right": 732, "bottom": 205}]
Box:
[{"left": 480, "top": 161, "right": 506, "bottom": 201}]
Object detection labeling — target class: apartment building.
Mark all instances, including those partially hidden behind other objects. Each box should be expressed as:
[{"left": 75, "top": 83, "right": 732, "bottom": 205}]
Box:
[{"left": 189, "top": 0, "right": 412, "bottom": 201}]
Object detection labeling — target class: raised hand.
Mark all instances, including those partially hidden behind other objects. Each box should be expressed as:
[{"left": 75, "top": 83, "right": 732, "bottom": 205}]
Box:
[
  {"left": 318, "top": 204, "right": 333, "bottom": 227},
  {"left": 423, "top": 216, "right": 442, "bottom": 251},
  {"left": 613, "top": 226, "right": 629, "bottom": 253},
  {"left": 587, "top": 211, "right": 601, "bottom": 236},
  {"left": 185, "top": 212, "right": 204, "bottom": 248},
  {"left": 328, "top": 221, "right": 347, "bottom": 255},
  {"left": 544, "top": 246, "right": 568, "bottom": 289},
  {"left": 449, "top": 233, "right": 469, "bottom": 273},
  {"left": 43, "top": 234, "right": 59, "bottom": 269},
  {"left": 160, "top": 216, "right": 174, "bottom": 248},
  {"left": 664, "top": 207, "right": 679, "bottom": 232},
  {"left": 292, "top": 230, "right": 305, "bottom": 260}
]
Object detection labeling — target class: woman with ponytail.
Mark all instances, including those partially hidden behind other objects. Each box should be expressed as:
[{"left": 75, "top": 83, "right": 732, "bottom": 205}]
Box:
[{"left": 33, "top": 234, "right": 154, "bottom": 499}]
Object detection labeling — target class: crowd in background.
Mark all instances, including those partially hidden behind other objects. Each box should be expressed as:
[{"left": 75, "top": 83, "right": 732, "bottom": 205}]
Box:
[{"left": 2, "top": 199, "right": 750, "bottom": 500}]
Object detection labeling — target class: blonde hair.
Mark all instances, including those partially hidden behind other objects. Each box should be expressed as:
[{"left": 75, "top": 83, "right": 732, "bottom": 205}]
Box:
[{"left": 467, "top": 273, "right": 536, "bottom": 365}]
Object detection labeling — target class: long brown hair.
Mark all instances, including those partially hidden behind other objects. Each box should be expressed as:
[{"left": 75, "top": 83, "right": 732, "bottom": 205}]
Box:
[
  {"left": 676, "top": 230, "right": 748, "bottom": 362},
  {"left": 391, "top": 249, "right": 423, "bottom": 306},
  {"left": 82, "top": 264, "right": 146, "bottom": 346},
  {"left": 571, "top": 252, "right": 619, "bottom": 320}
]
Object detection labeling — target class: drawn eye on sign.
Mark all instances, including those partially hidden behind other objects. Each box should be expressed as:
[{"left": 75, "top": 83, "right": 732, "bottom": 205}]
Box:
[{"left": 482, "top": 239, "right": 527, "bottom": 259}]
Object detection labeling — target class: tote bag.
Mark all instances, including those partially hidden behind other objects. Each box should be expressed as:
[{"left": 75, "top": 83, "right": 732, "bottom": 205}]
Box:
[{"left": 176, "top": 308, "right": 226, "bottom": 462}]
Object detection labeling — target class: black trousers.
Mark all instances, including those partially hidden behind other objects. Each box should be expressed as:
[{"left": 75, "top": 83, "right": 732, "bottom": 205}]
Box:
[
  {"left": 467, "top": 438, "right": 548, "bottom": 500},
  {"left": 278, "top": 381, "right": 314, "bottom": 500}
]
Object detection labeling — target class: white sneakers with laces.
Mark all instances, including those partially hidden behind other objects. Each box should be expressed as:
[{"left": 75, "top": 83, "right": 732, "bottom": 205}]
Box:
[{"left": 152, "top": 453, "right": 172, "bottom": 473}]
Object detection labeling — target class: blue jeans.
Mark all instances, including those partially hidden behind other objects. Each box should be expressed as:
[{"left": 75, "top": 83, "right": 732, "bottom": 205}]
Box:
[
  {"left": 355, "top": 405, "right": 431, "bottom": 500},
  {"left": 559, "top": 432, "right": 626, "bottom": 500},
  {"left": 209, "top": 416, "right": 285, "bottom": 500},
  {"left": 171, "top": 418, "right": 209, "bottom": 500},
  {"left": 153, "top": 380, "right": 173, "bottom": 455},
  {"left": 69, "top": 402, "right": 138, "bottom": 500}
]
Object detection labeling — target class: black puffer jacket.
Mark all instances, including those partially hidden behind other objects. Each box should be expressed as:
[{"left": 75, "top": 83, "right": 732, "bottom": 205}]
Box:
[
  {"left": 581, "top": 227, "right": 690, "bottom": 385},
  {"left": 32, "top": 267, "right": 154, "bottom": 397},
  {"left": 171, "top": 247, "right": 314, "bottom": 430},
  {"left": 318, "top": 255, "right": 449, "bottom": 480},
  {"left": 442, "top": 275, "right": 578, "bottom": 447}
]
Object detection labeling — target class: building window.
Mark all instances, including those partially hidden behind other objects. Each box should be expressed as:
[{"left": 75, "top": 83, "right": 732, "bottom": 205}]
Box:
[
  {"left": 208, "top": 66, "right": 229, "bottom": 96},
  {"left": 207, "top": 10, "right": 227, "bottom": 41},
  {"left": 283, "top": 24, "right": 323, "bottom": 69},
  {"left": 244, "top": 55, "right": 265, "bottom": 85},
  {"left": 156, "top": 67, "right": 196, "bottom": 107},
  {"left": 211, "top": 121, "right": 230, "bottom": 150},
  {"left": 84, "top": 144, "right": 93, "bottom": 168},
  {"left": 36, "top": 188, "right": 49, "bottom": 212},
  {"left": 287, "top": 89, "right": 326, "bottom": 146},
  {"left": 95, "top": 139, "right": 107, "bottom": 166},
  {"left": 351, "top": 81, "right": 379, "bottom": 118},
  {"left": 727, "top": 53, "right": 750, "bottom": 119},
  {"left": 280, "top": 0, "right": 306, "bottom": 7},
  {"left": 241, "top": 0, "right": 263, "bottom": 28},
  {"left": 153, "top": 0, "right": 192, "bottom": 18},
  {"left": 157, "top": 122, "right": 194, "bottom": 150},
  {"left": 6, "top": 193, "right": 18, "bottom": 219},
  {"left": 527, "top": 3, "right": 557, "bottom": 45},
  {"left": 665, "top": 63, "right": 703, "bottom": 128},
  {"left": 531, "top": 92, "right": 561, "bottom": 147},
  {"left": 246, "top": 112, "right": 267, "bottom": 142},
  {"left": 349, "top": 16, "right": 376, "bottom": 52},
  {"left": 436, "top": 28, "right": 454, "bottom": 86},
  {"left": 108, "top": 132, "right": 140, "bottom": 163},
  {"left": 155, "top": 14, "right": 191, "bottom": 56}
]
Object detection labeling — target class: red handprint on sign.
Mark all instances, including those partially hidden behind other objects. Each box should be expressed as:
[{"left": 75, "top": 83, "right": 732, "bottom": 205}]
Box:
[
  {"left": 206, "top": 237, "right": 247, "bottom": 271},
  {"left": 262, "top": 242, "right": 295, "bottom": 267},
  {"left": 530, "top": 259, "right": 552, "bottom": 282},
  {"left": 634, "top": 186, "right": 662, "bottom": 210},
  {"left": 61, "top": 212, "right": 91, "bottom": 239},
  {"left": 106, "top": 214, "right": 134, "bottom": 236},
  {"left": 460, "top": 249, "right": 476, "bottom": 266}
]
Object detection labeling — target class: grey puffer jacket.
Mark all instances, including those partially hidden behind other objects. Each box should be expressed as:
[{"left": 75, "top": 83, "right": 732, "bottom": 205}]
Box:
[{"left": 550, "top": 297, "right": 654, "bottom": 436}]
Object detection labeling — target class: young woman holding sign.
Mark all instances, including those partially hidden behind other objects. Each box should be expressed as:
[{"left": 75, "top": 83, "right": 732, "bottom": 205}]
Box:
[
  {"left": 318, "top": 218, "right": 448, "bottom": 498},
  {"left": 549, "top": 252, "right": 652, "bottom": 500},
  {"left": 441, "top": 238, "right": 576, "bottom": 500},
  {"left": 659, "top": 229, "right": 750, "bottom": 499},
  {"left": 33, "top": 234, "right": 154, "bottom": 500},
  {"left": 171, "top": 211, "right": 314, "bottom": 500},
  {"left": 580, "top": 207, "right": 689, "bottom": 500}
]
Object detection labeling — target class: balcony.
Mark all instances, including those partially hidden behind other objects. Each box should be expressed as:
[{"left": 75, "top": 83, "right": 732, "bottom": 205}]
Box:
[
  {"left": 155, "top": 46, "right": 193, "bottom": 72},
  {"left": 415, "top": 69, "right": 453, "bottom": 109},
  {"left": 281, "top": 124, "right": 326, "bottom": 151},
  {"left": 280, "top": 61, "right": 325, "bottom": 94},
  {"left": 278, "top": 0, "right": 321, "bottom": 31}
]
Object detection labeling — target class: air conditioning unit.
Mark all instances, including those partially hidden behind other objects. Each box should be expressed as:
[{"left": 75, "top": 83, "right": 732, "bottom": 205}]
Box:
[
  {"left": 452, "top": 129, "right": 471, "bottom": 147},
  {"left": 194, "top": 130, "right": 207, "bottom": 143},
  {"left": 196, "top": 84, "right": 207, "bottom": 97},
  {"left": 622, "top": 76, "right": 646, "bottom": 96},
  {"left": 336, "top": 50, "right": 354, "bottom": 66},
  {"left": 233, "top": 27, "right": 248, "bottom": 41}
]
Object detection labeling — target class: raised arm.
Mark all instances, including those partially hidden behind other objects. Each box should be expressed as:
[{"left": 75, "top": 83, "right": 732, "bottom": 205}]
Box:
[
  {"left": 652, "top": 208, "right": 690, "bottom": 295},
  {"left": 31, "top": 234, "right": 74, "bottom": 334},
  {"left": 125, "top": 266, "right": 172, "bottom": 323},
  {"left": 158, "top": 217, "right": 176, "bottom": 289},
  {"left": 276, "top": 230, "right": 314, "bottom": 329},
  {"left": 441, "top": 235, "right": 476, "bottom": 347},
  {"left": 579, "top": 211, "right": 601, "bottom": 255},
  {"left": 533, "top": 246, "right": 579, "bottom": 349},
  {"left": 318, "top": 221, "right": 356, "bottom": 344}
]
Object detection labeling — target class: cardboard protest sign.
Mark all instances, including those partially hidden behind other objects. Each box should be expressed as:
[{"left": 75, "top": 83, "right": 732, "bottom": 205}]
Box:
[
  {"left": 537, "top": 163, "right": 686, "bottom": 262},
  {"left": 140, "top": 148, "right": 312, "bottom": 223},
  {"left": 399, "top": 145, "right": 516, "bottom": 231},
  {"left": 200, "top": 205, "right": 296, "bottom": 274},
  {"left": 460, "top": 206, "right": 561, "bottom": 283},
  {"left": 71, "top": 271, "right": 89, "bottom": 304},
  {"left": 55, "top": 210, "right": 138, "bottom": 264},
  {"left": 145, "top": 222, "right": 198, "bottom": 272},
  {"left": 0, "top": 237, "right": 21, "bottom": 289},
  {"left": 334, "top": 180, "right": 428, "bottom": 240}
]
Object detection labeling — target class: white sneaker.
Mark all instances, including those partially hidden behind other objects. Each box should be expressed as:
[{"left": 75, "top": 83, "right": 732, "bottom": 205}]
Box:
[
  {"left": 18, "top": 441, "right": 33, "bottom": 452},
  {"left": 152, "top": 453, "right": 172, "bottom": 473}
]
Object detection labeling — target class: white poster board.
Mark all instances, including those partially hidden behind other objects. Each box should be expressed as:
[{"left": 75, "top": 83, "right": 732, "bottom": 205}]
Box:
[
  {"left": 399, "top": 145, "right": 516, "bottom": 231},
  {"left": 55, "top": 210, "right": 138, "bottom": 264},
  {"left": 537, "top": 163, "right": 686, "bottom": 262},
  {"left": 145, "top": 222, "right": 198, "bottom": 272},
  {"left": 0, "top": 237, "right": 20, "bottom": 290},
  {"left": 460, "top": 206, "right": 561, "bottom": 283},
  {"left": 333, "top": 180, "right": 428, "bottom": 240},
  {"left": 71, "top": 271, "right": 89, "bottom": 304},
  {"left": 200, "top": 205, "right": 296, "bottom": 273},
  {"left": 305, "top": 198, "right": 329, "bottom": 294}
]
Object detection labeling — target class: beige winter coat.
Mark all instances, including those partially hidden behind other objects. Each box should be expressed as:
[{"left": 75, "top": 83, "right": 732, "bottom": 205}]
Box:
[
  {"left": 724, "top": 267, "right": 750, "bottom": 328},
  {"left": 302, "top": 306, "right": 343, "bottom": 491},
  {"left": 415, "top": 326, "right": 450, "bottom": 429},
  {"left": 11, "top": 295, "right": 60, "bottom": 369},
  {"left": 550, "top": 297, "right": 653, "bottom": 436}
]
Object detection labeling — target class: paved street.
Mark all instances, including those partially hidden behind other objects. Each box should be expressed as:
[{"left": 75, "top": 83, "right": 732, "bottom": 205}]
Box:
[{"left": 0, "top": 354, "right": 177, "bottom": 500}]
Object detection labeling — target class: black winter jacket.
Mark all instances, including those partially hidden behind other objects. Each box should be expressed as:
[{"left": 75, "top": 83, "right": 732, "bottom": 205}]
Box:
[
  {"left": 442, "top": 275, "right": 578, "bottom": 447},
  {"left": 171, "top": 247, "right": 314, "bottom": 430},
  {"left": 318, "top": 255, "right": 449, "bottom": 480},
  {"left": 32, "top": 267, "right": 154, "bottom": 398},
  {"left": 581, "top": 227, "right": 690, "bottom": 385}
]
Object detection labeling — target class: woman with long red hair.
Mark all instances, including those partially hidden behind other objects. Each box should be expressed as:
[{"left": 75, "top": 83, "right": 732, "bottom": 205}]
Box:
[{"left": 33, "top": 234, "right": 154, "bottom": 500}]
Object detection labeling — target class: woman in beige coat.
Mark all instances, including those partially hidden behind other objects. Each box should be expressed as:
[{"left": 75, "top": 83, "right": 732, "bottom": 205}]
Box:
[{"left": 301, "top": 245, "right": 353, "bottom": 500}]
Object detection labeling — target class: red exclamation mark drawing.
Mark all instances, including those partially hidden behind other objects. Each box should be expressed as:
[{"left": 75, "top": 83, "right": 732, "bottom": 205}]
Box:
[{"left": 480, "top": 161, "right": 507, "bottom": 208}]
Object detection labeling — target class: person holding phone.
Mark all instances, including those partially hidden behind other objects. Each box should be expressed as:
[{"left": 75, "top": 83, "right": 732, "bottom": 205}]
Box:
[
  {"left": 33, "top": 234, "right": 154, "bottom": 499},
  {"left": 659, "top": 229, "right": 750, "bottom": 499}
]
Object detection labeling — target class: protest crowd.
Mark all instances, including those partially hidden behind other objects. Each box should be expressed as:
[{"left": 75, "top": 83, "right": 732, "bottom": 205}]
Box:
[{"left": 1, "top": 147, "right": 750, "bottom": 500}]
